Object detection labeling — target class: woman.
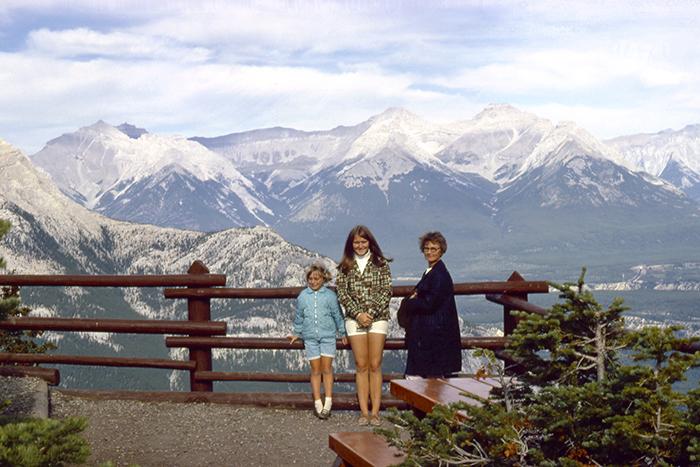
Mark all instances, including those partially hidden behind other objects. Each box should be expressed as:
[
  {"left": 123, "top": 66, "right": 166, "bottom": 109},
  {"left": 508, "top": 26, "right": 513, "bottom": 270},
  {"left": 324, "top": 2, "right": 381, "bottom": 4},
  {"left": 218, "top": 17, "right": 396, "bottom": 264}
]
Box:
[
  {"left": 403, "top": 231, "right": 462, "bottom": 378},
  {"left": 336, "top": 225, "right": 392, "bottom": 426}
]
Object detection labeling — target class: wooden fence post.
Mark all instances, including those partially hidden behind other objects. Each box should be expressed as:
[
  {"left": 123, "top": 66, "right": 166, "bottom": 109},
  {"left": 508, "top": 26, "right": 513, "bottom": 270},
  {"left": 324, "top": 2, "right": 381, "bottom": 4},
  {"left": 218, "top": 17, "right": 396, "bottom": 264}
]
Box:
[
  {"left": 503, "top": 271, "right": 528, "bottom": 337},
  {"left": 187, "top": 260, "right": 214, "bottom": 392}
]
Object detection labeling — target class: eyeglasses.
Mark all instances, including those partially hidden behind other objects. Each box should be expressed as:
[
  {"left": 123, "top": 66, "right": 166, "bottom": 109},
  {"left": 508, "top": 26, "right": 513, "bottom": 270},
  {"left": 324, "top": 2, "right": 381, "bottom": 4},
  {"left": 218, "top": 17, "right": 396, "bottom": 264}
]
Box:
[{"left": 423, "top": 247, "right": 440, "bottom": 252}]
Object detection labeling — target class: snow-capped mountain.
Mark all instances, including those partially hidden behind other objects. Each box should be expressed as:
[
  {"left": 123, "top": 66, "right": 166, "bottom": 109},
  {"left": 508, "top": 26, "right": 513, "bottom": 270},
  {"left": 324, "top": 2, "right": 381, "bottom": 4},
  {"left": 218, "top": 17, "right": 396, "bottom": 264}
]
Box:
[
  {"left": 490, "top": 122, "right": 700, "bottom": 274},
  {"left": 30, "top": 122, "right": 275, "bottom": 231},
  {"left": 435, "top": 104, "right": 555, "bottom": 182},
  {"left": 22, "top": 106, "right": 700, "bottom": 280},
  {"left": 267, "top": 109, "right": 498, "bottom": 267},
  {"left": 607, "top": 125, "right": 700, "bottom": 200},
  {"left": 193, "top": 107, "right": 469, "bottom": 195},
  {"left": 192, "top": 125, "right": 369, "bottom": 194},
  {"left": 1, "top": 138, "right": 328, "bottom": 282}
]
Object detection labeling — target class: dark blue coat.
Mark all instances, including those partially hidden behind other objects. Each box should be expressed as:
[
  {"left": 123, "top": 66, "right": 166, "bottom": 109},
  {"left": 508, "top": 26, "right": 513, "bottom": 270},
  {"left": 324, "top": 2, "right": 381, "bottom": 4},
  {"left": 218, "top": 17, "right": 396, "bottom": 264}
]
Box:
[{"left": 404, "top": 260, "right": 462, "bottom": 377}]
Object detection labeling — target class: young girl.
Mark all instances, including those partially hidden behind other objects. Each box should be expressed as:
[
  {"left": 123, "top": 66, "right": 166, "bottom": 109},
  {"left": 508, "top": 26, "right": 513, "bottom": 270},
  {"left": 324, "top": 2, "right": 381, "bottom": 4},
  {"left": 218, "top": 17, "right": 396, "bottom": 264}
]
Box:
[
  {"left": 336, "top": 225, "right": 392, "bottom": 426},
  {"left": 288, "top": 264, "right": 347, "bottom": 419}
]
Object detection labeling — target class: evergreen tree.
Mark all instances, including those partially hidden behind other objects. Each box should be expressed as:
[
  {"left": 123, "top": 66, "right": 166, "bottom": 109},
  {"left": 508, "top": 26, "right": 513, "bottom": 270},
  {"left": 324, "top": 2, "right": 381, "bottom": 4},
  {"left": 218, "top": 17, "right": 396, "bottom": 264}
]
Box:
[
  {"left": 380, "top": 269, "right": 700, "bottom": 466},
  {"left": 508, "top": 267, "right": 628, "bottom": 387}
]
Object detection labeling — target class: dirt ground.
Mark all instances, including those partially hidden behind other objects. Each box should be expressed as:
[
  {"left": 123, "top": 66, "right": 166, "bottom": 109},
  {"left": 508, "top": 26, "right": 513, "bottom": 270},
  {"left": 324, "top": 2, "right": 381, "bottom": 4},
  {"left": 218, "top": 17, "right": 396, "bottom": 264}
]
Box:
[{"left": 51, "top": 391, "right": 388, "bottom": 467}]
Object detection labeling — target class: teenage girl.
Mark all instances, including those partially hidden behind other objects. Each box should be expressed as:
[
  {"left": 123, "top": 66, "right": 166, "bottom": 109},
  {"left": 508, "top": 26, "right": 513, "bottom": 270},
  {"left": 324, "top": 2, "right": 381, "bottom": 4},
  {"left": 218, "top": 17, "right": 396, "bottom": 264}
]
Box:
[{"left": 336, "top": 225, "right": 392, "bottom": 426}]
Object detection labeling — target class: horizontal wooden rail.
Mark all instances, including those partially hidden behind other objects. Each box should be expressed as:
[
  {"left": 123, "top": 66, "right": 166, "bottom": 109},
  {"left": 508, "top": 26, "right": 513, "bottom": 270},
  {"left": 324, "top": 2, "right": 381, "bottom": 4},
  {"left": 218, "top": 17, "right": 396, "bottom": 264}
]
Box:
[
  {"left": 0, "top": 274, "right": 226, "bottom": 287},
  {"left": 165, "top": 336, "right": 508, "bottom": 350},
  {"left": 0, "top": 365, "right": 60, "bottom": 385},
  {"left": 0, "top": 353, "right": 196, "bottom": 370},
  {"left": 0, "top": 317, "right": 227, "bottom": 335},
  {"left": 163, "top": 280, "right": 550, "bottom": 299},
  {"left": 485, "top": 294, "right": 548, "bottom": 315},
  {"left": 194, "top": 371, "right": 403, "bottom": 383}
]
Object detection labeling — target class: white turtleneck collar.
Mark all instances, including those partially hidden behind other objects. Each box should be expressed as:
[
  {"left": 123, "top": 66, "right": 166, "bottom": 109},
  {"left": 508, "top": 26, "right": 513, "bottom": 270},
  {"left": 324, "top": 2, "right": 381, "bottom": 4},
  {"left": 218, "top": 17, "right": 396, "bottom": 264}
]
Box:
[{"left": 355, "top": 251, "right": 371, "bottom": 274}]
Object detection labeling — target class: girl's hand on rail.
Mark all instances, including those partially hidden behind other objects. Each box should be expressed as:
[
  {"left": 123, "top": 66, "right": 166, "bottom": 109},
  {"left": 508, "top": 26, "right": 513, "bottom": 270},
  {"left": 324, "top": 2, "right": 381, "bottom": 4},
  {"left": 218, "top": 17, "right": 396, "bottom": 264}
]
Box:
[
  {"left": 288, "top": 335, "right": 300, "bottom": 344},
  {"left": 341, "top": 336, "right": 348, "bottom": 346}
]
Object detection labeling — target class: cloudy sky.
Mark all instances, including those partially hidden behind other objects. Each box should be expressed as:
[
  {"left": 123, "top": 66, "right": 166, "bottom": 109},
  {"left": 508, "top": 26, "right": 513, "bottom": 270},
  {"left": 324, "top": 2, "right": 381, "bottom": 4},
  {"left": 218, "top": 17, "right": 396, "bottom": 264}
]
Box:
[{"left": 1, "top": 0, "right": 699, "bottom": 154}]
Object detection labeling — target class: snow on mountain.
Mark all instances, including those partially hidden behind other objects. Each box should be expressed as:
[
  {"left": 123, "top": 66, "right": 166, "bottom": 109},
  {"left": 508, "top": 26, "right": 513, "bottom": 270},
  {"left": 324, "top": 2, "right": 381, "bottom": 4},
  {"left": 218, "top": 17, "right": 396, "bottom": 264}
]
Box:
[
  {"left": 344, "top": 107, "right": 464, "bottom": 164},
  {"left": 22, "top": 105, "right": 700, "bottom": 282},
  {"left": 326, "top": 108, "right": 468, "bottom": 193},
  {"left": 192, "top": 125, "right": 370, "bottom": 193},
  {"left": 511, "top": 122, "right": 635, "bottom": 182},
  {"left": 435, "top": 105, "right": 638, "bottom": 185},
  {"left": 435, "top": 104, "right": 554, "bottom": 182},
  {"left": 1, "top": 138, "right": 329, "bottom": 282},
  {"left": 659, "top": 158, "right": 700, "bottom": 200},
  {"left": 497, "top": 144, "right": 687, "bottom": 210},
  {"left": 193, "top": 107, "right": 468, "bottom": 195},
  {"left": 30, "top": 121, "right": 274, "bottom": 230},
  {"left": 607, "top": 124, "right": 700, "bottom": 200}
]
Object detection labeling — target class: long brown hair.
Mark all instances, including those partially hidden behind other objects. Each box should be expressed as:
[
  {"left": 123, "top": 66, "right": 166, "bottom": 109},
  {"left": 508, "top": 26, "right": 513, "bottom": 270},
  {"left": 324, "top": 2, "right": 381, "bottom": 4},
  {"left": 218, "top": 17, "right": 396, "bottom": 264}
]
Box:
[{"left": 338, "top": 225, "right": 391, "bottom": 274}]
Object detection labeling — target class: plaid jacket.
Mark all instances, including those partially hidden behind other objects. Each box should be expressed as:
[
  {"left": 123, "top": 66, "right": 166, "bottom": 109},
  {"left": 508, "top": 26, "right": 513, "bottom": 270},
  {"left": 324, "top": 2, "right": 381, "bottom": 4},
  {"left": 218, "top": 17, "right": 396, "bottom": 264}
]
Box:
[{"left": 336, "top": 258, "right": 392, "bottom": 321}]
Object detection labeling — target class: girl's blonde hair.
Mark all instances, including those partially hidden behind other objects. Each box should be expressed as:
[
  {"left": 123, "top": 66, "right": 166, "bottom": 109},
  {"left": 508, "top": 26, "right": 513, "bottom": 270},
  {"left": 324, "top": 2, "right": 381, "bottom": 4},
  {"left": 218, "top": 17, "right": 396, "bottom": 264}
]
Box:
[{"left": 305, "top": 263, "right": 332, "bottom": 282}]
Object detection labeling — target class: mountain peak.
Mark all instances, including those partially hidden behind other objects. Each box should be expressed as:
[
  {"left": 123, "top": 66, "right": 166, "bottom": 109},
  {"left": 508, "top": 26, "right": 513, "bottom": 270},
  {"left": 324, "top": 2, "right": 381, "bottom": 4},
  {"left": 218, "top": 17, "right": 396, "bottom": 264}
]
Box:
[
  {"left": 369, "top": 107, "right": 421, "bottom": 125},
  {"left": 472, "top": 104, "right": 544, "bottom": 130},
  {"left": 77, "top": 120, "right": 127, "bottom": 139},
  {"left": 475, "top": 103, "right": 527, "bottom": 118}
]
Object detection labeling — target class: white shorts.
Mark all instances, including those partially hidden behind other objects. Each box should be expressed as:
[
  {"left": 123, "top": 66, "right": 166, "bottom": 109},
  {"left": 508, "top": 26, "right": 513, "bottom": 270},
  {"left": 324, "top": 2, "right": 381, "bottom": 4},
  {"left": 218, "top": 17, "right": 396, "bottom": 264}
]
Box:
[{"left": 345, "top": 319, "right": 389, "bottom": 336}]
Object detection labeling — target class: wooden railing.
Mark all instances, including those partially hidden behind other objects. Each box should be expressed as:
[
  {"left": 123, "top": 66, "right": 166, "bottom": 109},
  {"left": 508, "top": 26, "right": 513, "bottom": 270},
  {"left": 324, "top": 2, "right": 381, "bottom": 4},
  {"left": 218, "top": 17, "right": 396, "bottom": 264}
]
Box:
[{"left": 0, "top": 261, "right": 551, "bottom": 406}]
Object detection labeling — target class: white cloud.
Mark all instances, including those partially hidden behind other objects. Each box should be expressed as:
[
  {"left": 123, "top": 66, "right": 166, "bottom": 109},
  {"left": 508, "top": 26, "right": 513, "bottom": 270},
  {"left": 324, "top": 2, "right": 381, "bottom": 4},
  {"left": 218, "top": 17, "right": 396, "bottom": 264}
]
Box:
[
  {"left": 435, "top": 46, "right": 691, "bottom": 94},
  {"left": 528, "top": 102, "right": 697, "bottom": 140},
  {"left": 134, "top": 0, "right": 406, "bottom": 56},
  {"left": 27, "top": 28, "right": 211, "bottom": 62}
]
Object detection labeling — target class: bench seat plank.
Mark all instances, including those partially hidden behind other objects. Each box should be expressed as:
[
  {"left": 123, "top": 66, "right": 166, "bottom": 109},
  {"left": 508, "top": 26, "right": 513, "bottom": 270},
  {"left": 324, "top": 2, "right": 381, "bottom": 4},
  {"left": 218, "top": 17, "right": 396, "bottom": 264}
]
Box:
[
  {"left": 390, "top": 378, "right": 474, "bottom": 414},
  {"left": 329, "top": 431, "right": 406, "bottom": 467},
  {"left": 440, "top": 377, "right": 498, "bottom": 402}
]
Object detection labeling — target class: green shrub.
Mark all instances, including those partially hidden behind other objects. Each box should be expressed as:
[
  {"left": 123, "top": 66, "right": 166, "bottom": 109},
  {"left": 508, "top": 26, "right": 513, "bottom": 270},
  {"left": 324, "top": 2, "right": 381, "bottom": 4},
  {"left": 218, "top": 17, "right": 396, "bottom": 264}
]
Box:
[{"left": 0, "top": 417, "right": 90, "bottom": 467}]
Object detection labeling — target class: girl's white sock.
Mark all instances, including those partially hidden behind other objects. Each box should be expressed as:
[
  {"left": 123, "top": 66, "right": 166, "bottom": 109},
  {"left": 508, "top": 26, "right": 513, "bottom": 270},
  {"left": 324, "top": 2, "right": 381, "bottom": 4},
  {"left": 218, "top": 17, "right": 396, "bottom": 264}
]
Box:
[
  {"left": 314, "top": 399, "right": 323, "bottom": 413},
  {"left": 323, "top": 397, "right": 332, "bottom": 411}
]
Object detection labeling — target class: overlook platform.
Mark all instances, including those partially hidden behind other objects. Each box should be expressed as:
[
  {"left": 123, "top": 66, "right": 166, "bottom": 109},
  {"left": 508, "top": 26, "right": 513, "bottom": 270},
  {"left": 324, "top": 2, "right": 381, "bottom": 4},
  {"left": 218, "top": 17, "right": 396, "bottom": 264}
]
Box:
[{"left": 51, "top": 389, "right": 377, "bottom": 467}]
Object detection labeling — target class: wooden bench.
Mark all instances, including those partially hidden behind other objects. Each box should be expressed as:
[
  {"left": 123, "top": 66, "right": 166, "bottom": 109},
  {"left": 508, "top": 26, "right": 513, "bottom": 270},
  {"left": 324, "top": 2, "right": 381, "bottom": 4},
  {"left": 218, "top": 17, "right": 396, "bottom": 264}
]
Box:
[
  {"left": 329, "top": 431, "right": 406, "bottom": 467},
  {"left": 328, "top": 378, "right": 498, "bottom": 466},
  {"left": 390, "top": 377, "right": 497, "bottom": 415}
]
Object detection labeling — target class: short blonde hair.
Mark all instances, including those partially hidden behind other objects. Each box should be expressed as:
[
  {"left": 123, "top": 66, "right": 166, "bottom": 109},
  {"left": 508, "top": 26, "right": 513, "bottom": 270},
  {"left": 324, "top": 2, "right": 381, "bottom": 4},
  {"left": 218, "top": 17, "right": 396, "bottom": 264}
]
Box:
[{"left": 305, "top": 263, "right": 332, "bottom": 282}]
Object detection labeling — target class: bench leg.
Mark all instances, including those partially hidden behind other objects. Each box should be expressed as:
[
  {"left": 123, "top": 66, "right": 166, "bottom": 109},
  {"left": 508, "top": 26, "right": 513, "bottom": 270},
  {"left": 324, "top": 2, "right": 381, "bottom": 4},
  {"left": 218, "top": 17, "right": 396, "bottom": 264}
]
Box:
[{"left": 332, "top": 455, "right": 349, "bottom": 467}]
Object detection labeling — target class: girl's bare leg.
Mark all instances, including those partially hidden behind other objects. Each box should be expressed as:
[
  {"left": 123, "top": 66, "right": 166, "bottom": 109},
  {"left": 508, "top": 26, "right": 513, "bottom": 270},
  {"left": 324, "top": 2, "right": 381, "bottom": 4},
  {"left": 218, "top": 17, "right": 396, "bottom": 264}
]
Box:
[
  {"left": 368, "top": 333, "right": 386, "bottom": 416},
  {"left": 310, "top": 358, "right": 322, "bottom": 402},
  {"left": 349, "top": 333, "right": 370, "bottom": 417},
  {"left": 321, "top": 356, "right": 334, "bottom": 399}
]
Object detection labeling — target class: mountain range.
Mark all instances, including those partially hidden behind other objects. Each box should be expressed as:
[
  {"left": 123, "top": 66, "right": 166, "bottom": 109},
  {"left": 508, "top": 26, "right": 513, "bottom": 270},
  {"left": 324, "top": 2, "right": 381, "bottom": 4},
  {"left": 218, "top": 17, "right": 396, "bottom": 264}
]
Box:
[{"left": 26, "top": 104, "right": 700, "bottom": 280}]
